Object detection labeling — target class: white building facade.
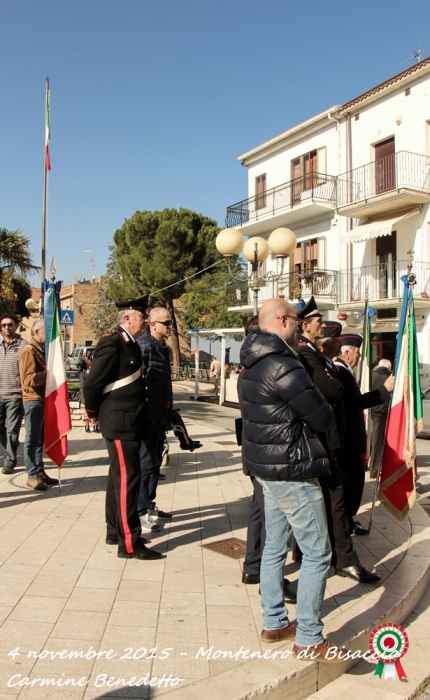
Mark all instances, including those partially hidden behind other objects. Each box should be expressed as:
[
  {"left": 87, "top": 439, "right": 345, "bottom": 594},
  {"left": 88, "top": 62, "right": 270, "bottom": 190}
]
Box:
[{"left": 226, "top": 58, "right": 430, "bottom": 383}]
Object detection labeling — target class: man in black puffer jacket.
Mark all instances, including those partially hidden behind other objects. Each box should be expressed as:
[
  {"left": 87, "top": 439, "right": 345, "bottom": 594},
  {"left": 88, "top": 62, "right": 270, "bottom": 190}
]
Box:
[{"left": 239, "top": 298, "right": 347, "bottom": 664}]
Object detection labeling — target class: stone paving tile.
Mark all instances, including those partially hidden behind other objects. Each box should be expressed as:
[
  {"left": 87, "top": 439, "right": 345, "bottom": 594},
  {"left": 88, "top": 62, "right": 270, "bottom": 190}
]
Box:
[
  {"left": 9, "top": 596, "right": 67, "bottom": 624},
  {"left": 76, "top": 569, "right": 123, "bottom": 590},
  {"left": 51, "top": 612, "right": 109, "bottom": 641},
  {"left": 108, "top": 601, "right": 159, "bottom": 628},
  {"left": 65, "top": 588, "right": 116, "bottom": 613}
]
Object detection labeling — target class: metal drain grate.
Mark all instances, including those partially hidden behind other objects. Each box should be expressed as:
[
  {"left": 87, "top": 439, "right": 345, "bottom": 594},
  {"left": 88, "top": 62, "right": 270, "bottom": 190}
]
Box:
[
  {"left": 214, "top": 441, "right": 237, "bottom": 446},
  {"left": 202, "top": 537, "right": 246, "bottom": 559}
]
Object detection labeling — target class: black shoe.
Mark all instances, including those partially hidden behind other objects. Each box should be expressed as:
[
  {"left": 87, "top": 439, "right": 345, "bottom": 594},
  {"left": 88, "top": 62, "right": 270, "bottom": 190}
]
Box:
[
  {"left": 158, "top": 473, "right": 166, "bottom": 480},
  {"left": 118, "top": 545, "right": 164, "bottom": 560},
  {"left": 190, "top": 441, "right": 202, "bottom": 451},
  {"left": 2, "top": 466, "right": 14, "bottom": 475},
  {"left": 242, "top": 573, "right": 260, "bottom": 584},
  {"left": 258, "top": 579, "right": 297, "bottom": 603},
  {"left": 335, "top": 565, "right": 381, "bottom": 583},
  {"left": 352, "top": 526, "right": 369, "bottom": 536}
]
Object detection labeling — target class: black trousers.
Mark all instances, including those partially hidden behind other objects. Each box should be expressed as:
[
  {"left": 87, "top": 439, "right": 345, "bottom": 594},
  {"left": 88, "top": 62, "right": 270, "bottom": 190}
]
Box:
[
  {"left": 243, "top": 476, "right": 266, "bottom": 576},
  {"left": 105, "top": 438, "right": 142, "bottom": 554},
  {"left": 318, "top": 457, "right": 359, "bottom": 570},
  {"left": 369, "top": 414, "right": 388, "bottom": 479},
  {"left": 338, "top": 450, "right": 365, "bottom": 519}
]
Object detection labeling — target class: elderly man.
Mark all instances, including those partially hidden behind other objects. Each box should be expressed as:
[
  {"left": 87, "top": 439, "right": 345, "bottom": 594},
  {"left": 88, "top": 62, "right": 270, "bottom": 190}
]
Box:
[
  {"left": 137, "top": 306, "right": 173, "bottom": 532},
  {"left": 297, "top": 299, "right": 380, "bottom": 583},
  {"left": 18, "top": 320, "right": 58, "bottom": 490},
  {"left": 335, "top": 336, "right": 394, "bottom": 527},
  {"left": 0, "top": 313, "right": 27, "bottom": 474},
  {"left": 84, "top": 296, "right": 162, "bottom": 560},
  {"left": 369, "top": 359, "right": 392, "bottom": 479},
  {"left": 209, "top": 356, "right": 221, "bottom": 398},
  {"left": 239, "top": 297, "right": 347, "bottom": 663}
]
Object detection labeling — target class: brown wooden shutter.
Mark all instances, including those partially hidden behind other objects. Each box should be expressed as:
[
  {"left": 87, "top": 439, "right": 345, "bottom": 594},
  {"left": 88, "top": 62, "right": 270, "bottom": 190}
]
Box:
[
  {"left": 375, "top": 138, "right": 395, "bottom": 193},
  {"left": 255, "top": 174, "right": 266, "bottom": 210}
]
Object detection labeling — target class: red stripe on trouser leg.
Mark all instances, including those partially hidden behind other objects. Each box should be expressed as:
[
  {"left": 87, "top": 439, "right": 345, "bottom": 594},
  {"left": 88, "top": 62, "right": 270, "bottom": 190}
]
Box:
[{"left": 114, "top": 439, "right": 134, "bottom": 553}]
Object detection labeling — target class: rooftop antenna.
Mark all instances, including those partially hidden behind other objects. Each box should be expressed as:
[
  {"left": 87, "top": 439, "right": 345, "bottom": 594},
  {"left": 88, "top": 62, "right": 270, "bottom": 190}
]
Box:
[
  {"left": 402, "top": 42, "right": 425, "bottom": 64},
  {"left": 83, "top": 250, "right": 97, "bottom": 280}
]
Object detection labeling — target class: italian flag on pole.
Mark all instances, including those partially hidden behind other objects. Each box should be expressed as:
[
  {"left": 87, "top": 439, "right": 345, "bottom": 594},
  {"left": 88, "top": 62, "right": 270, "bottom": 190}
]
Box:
[
  {"left": 44, "top": 295, "right": 71, "bottom": 468},
  {"left": 379, "top": 278, "right": 423, "bottom": 519}
]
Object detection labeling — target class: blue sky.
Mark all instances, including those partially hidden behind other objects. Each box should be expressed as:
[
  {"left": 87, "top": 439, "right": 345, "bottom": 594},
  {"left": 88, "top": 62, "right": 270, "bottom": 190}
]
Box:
[{"left": 1, "top": 0, "right": 429, "bottom": 289}]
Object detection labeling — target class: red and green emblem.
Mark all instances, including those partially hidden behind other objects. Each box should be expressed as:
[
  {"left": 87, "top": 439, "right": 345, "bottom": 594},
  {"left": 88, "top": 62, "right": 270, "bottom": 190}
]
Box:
[{"left": 369, "top": 623, "right": 408, "bottom": 680}]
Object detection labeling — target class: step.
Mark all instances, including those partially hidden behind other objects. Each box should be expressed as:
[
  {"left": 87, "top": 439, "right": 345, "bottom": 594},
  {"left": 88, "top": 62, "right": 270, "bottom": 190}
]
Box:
[{"left": 161, "top": 501, "right": 430, "bottom": 700}]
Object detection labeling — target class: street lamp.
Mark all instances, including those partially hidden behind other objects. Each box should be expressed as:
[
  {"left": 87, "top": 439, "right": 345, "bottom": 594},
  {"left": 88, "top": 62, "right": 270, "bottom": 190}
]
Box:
[{"left": 216, "top": 227, "right": 297, "bottom": 315}]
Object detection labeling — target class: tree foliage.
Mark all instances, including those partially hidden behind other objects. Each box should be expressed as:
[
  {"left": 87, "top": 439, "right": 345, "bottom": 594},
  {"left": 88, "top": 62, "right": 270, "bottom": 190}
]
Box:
[
  {"left": 180, "top": 267, "right": 248, "bottom": 334},
  {"left": 111, "top": 208, "right": 221, "bottom": 364},
  {"left": 0, "top": 229, "right": 39, "bottom": 284},
  {"left": 0, "top": 275, "right": 32, "bottom": 318}
]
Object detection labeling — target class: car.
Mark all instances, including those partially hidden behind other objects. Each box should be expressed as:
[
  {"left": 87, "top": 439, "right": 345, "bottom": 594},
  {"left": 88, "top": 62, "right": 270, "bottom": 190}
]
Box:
[
  {"left": 418, "top": 387, "right": 430, "bottom": 438},
  {"left": 65, "top": 346, "right": 95, "bottom": 371}
]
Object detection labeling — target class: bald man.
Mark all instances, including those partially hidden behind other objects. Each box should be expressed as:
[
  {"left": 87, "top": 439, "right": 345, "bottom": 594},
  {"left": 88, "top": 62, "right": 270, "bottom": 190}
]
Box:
[
  {"left": 137, "top": 306, "right": 174, "bottom": 533},
  {"left": 239, "top": 298, "right": 347, "bottom": 663}
]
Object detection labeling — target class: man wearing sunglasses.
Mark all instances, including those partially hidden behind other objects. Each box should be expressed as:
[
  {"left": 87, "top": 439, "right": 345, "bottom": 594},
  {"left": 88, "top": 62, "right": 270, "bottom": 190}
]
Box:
[
  {"left": 0, "top": 313, "right": 27, "bottom": 475},
  {"left": 137, "top": 306, "right": 173, "bottom": 532}
]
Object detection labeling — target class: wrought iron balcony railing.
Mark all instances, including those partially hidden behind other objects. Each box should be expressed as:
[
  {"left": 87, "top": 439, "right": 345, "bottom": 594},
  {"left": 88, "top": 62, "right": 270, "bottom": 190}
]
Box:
[
  {"left": 226, "top": 269, "right": 338, "bottom": 307},
  {"left": 338, "top": 259, "right": 430, "bottom": 304},
  {"left": 225, "top": 173, "right": 337, "bottom": 228},
  {"left": 337, "top": 150, "right": 430, "bottom": 209}
]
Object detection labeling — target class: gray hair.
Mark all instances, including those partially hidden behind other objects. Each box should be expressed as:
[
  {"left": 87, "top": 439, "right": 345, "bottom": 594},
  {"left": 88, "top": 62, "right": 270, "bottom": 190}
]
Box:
[
  {"left": 378, "top": 358, "right": 392, "bottom": 370},
  {"left": 31, "top": 319, "right": 44, "bottom": 336},
  {"left": 339, "top": 344, "right": 356, "bottom": 356},
  {"left": 117, "top": 308, "right": 136, "bottom": 324}
]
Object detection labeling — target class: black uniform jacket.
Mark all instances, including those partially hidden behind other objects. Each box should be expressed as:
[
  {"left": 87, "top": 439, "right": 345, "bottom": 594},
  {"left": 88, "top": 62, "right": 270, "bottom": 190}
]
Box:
[
  {"left": 238, "top": 328, "right": 332, "bottom": 481},
  {"left": 335, "top": 358, "right": 389, "bottom": 454},
  {"left": 297, "top": 335, "right": 344, "bottom": 452},
  {"left": 84, "top": 327, "right": 147, "bottom": 441}
]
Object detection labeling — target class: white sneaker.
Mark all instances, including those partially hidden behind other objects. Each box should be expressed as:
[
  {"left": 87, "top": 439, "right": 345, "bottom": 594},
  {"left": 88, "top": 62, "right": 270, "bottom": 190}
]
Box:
[{"left": 140, "top": 513, "right": 160, "bottom": 532}]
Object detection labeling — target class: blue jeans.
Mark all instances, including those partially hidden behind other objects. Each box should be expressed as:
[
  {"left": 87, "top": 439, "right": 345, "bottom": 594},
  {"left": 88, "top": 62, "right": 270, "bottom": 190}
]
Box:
[
  {"left": 137, "top": 422, "right": 165, "bottom": 515},
  {"left": 256, "top": 477, "right": 331, "bottom": 647},
  {"left": 23, "top": 401, "right": 45, "bottom": 478},
  {"left": 0, "top": 398, "right": 23, "bottom": 468}
]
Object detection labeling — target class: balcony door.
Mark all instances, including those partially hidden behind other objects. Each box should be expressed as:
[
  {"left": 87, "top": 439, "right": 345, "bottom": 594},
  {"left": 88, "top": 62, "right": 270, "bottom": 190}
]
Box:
[
  {"left": 375, "top": 137, "right": 395, "bottom": 194},
  {"left": 376, "top": 231, "right": 397, "bottom": 298}
]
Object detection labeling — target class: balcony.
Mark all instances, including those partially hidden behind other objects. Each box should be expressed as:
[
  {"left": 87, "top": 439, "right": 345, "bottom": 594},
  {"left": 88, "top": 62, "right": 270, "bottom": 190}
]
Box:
[
  {"left": 226, "top": 269, "right": 338, "bottom": 310},
  {"left": 337, "top": 151, "right": 430, "bottom": 218},
  {"left": 225, "top": 173, "right": 337, "bottom": 235},
  {"left": 338, "top": 260, "right": 430, "bottom": 306}
]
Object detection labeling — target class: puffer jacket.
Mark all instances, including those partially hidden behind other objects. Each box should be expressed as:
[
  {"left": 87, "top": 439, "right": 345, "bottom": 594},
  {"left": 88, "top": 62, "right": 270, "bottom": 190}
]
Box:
[
  {"left": 238, "top": 328, "right": 332, "bottom": 481},
  {"left": 137, "top": 327, "right": 172, "bottom": 425}
]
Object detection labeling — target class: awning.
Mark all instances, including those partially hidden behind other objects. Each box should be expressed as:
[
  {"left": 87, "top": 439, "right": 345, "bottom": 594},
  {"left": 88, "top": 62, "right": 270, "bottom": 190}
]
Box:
[{"left": 340, "top": 208, "right": 420, "bottom": 245}]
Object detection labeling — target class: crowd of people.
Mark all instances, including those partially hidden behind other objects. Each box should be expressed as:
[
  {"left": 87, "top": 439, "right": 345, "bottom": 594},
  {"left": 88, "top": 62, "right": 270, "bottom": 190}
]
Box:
[
  {"left": 0, "top": 295, "right": 394, "bottom": 665},
  {"left": 238, "top": 297, "right": 394, "bottom": 663}
]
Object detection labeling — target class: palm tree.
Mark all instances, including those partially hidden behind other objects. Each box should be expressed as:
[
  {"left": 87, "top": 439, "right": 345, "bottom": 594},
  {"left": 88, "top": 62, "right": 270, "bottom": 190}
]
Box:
[{"left": 0, "top": 229, "right": 39, "bottom": 278}]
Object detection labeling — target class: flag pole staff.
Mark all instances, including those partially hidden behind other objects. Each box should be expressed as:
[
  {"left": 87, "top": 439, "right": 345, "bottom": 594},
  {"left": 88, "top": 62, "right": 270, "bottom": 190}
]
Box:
[
  {"left": 368, "top": 252, "right": 414, "bottom": 532},
  {"left": 41, "top": 76, "right": 50, "bottom": 317}
]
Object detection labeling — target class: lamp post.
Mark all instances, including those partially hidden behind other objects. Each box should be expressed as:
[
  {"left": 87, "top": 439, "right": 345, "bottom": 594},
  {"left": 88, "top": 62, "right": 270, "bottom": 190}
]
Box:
[{"left": 216, "top": 227, "right": 297, "bottom": 315}]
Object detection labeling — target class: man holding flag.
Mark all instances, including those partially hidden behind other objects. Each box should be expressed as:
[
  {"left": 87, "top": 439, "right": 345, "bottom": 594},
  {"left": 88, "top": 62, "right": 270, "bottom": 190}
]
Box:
[
  {"left": 379, "top": 270, "right": 423, "bottom": 519},
  {"left": 335, "top": 336, "right": 393, "bottom": 532}
]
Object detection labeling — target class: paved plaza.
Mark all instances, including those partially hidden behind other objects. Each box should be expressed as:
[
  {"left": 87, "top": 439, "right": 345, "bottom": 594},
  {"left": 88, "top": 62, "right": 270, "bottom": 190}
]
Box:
[{"left": 0, "top": 384, "right": 429, "bottom": 699}]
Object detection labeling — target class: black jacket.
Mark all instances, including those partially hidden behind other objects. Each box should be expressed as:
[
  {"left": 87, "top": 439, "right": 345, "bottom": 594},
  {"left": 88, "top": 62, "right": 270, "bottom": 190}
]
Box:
[
  {"left": 137, "top": 327, "right": 172, "bottom": 425},
  {"left": 84, "top": 327, "right": 146, "bottom": 441},
  {"left": 335, "top": 358, "right": 389, "bottom": 454},
  {"left": 297, "top": 335, "right": 344, "bottom": 452},
  {"left": 238, "top": 328, "right": 332, "bottom": 481},
  {"left": 372, "top": 367, "right": 391, "bottom": 415}
]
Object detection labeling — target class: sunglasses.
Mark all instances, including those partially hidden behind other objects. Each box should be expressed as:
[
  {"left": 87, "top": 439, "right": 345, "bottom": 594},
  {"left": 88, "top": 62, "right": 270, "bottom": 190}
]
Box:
[
  {"left": 1, "top": 323, "right": 14, "bottom": 327},
  {"left": 155, "top": 320, "right": 173, "bottom": 327}
]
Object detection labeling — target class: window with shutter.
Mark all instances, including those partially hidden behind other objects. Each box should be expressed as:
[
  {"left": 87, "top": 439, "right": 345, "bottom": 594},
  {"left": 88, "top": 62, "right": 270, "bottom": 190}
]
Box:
[
  {"left": 255, "top": 174, "right": 266, "bottom": 210},
  {"left": 374, "top": 138, "right": 395, "bottom": 193}
]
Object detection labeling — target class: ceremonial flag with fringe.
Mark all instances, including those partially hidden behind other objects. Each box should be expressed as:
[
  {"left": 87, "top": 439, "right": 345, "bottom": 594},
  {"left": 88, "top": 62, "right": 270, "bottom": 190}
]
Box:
[
  {"left": 44, "top": 294, "right": 71, "bottom": 467},
  {"left": 360, "top": 299, "right": 374, "bottom": 461},
  {"left": 45, "top": 85, "right": 51, "bottom": 171},
  {"left": 379, "top": 275, "right": 423, "bottom": 519}
]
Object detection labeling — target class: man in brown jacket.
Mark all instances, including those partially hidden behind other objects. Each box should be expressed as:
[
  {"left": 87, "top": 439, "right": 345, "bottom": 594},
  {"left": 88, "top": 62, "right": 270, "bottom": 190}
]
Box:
[{"left": 18, "top": 320, "right": 58, "bottom": 490}]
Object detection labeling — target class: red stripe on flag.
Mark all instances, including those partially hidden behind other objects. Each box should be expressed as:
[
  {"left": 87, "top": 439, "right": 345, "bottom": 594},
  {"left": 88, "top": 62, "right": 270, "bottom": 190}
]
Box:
[
  {"left": 114, "top": 440, "right": 133, "bottom": 553},
  {"left": 45, "top": 144, "right": 51, "bottom": 171},
  {"left": 44, "top": 383, "right": 71, "bottom": 467}
]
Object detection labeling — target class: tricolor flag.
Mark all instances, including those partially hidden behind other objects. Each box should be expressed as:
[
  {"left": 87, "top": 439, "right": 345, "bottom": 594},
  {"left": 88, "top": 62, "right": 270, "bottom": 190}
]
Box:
[
  {"left": 44, "top": 294, "right": 71, "bottom": 467},
  {"left": 379, "top": 275, "right": 423, "bottom": 519},
  {"left": 360, "top": 300, "right": 374, "bottom": 461},
  {"left": 45, "top": 84, "right": 51, "bottom": 171}
]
